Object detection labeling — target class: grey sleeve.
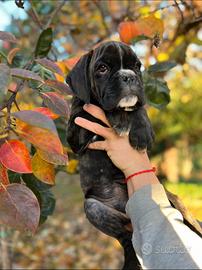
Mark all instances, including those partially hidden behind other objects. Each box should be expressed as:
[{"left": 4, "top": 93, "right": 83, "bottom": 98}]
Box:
[{"left": 125, "top": 184, "right": 202, "bottom": 269}]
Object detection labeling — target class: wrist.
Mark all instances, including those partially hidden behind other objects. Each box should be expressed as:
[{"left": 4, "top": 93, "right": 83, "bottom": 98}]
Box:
[{"left": 126, "top": 172, "right": 159, "bottom": 197}]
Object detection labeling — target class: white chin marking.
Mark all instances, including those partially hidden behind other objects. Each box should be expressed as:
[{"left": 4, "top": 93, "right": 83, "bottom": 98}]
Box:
[{"left": 118, "top": 96, "right": 138, "bottom": 111}]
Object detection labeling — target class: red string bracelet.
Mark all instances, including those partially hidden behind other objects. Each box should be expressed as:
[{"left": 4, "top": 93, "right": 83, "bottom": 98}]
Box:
[{"left": 124, "top": 167, "right": 156, "bottom": 183}]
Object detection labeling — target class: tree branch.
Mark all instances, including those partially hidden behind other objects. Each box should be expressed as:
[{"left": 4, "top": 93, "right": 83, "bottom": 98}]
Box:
[
  {"left": 44, "top": 0, "right": 66, "bottom": 30},
  {"left": 93, "top": 0, "right": 111, "bottom": 36},
  {"left": 174, "top": 0, "right": 184, "bottom": 22}
]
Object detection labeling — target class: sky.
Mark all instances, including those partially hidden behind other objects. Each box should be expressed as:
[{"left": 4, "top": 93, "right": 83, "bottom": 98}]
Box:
[{"left": 0, "top": 0, "right": 27, "bottom": 30}]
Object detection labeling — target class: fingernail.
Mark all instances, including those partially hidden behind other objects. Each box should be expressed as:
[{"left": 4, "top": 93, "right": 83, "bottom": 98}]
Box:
[
  {"left": 83, "top": 104, "right": 90, "bottom": 109},
  {"left": 74, "top": 117, "right": 80, "bottom": 123}
]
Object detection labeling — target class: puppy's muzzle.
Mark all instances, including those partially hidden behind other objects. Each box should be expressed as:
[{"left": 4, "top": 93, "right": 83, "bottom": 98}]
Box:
[{"left": 118, "top": 95, "right": 138, "bottom": 111}]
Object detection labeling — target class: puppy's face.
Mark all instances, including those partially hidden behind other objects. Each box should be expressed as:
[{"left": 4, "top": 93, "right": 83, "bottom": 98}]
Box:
[
  {"left": 90, "top": 42, "right": 144, "bottom": 111},
  {"left": 66, "top": 41, "right": 145, "bottom": 111}
]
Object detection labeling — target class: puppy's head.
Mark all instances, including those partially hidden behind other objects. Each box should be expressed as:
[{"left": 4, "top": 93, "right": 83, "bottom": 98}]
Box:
[{"left": 66, "top": 41, "right": 145, "bottom": 111}]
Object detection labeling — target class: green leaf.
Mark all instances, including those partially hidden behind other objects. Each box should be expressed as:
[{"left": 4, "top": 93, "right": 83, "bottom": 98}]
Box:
[
  {"left": 22, "top": 174, "right": 56, "bottom": 225},
  {"left": 35, "top": 28, "right": 53, "bottom": 58},
  {"left": 143, "top": 72, "right": 171, "bottom": 109},
  {"left": 0, "top": 64, "right": 11, "bottom": 104},
  {"left": 147, "top": 61, "right": 177, "bottom": 74}
]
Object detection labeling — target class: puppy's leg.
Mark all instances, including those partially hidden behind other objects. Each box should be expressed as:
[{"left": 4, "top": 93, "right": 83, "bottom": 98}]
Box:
[
  {"left": 84, "top": 198, "right": 141, "bottom": 270},
  {"left": 129, "top": 107, "right": 154, "bottom": 150}
]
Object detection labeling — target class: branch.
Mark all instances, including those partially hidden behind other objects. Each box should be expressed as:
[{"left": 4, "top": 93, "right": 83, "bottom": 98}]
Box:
[
  {"left": 166, "top": 190, "right": 202, "bottom": 236},
  {"left": 174, "top": 0, "right": 184, "bottom": 22},
  {"left": 44, "top": 0, "right": 66, "bottom": 29},
  {"left": 27, "top": 3, "right": 43, "bottom": 29},
  {"left": 93, "top": 0, "right": 111, "bottom": 36}
]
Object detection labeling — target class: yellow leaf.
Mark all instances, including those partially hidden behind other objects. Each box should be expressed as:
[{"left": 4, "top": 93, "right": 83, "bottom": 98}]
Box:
[
  {"left": 157, "top": 52, "right": 169, "bottom": 61},
  {"left": 139, "top": 6, "right": 150, "bottom": 16},
  {"left": 66, "top": 159, "right": 78, "bottom": 174},
  {"left": 32, "top": 152, "right": 55, "bottom": 185},
  {"left": 137, "top": 14, "right": 164, "bottom": 38}
]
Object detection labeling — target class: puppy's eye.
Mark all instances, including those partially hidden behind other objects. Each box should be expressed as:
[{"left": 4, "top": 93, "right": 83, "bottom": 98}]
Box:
[
  {"left": 98, "top": 64, "right": 109, "bottom": 74},
  {"left": 136, "top": 61, "right": 141, "bottom": 70}
]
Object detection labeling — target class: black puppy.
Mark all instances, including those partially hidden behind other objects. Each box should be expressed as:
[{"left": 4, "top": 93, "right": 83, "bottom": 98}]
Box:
[{"left": 66, "top": 41, "right": 154, "bottom": 269}]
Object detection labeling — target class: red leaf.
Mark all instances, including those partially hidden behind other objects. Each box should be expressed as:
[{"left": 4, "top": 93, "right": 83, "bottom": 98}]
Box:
[
  {"left": 33, "top": 107, "right": 59, "bottom": 120},
  {"left": 42, "top": 92, "right": 70, "bottom": 117},
  {"left": 13, "top": 110, "right": 58, "bottom": 135},
  {"left": 0, "top": 183, "right": 40, "bottom": 233},
  {"left": 0, "top": 163, "right": 9, "bottom": 185},
  {"left": 0, "top": 31, "right": 17, "bottom": 43},
  {"left": 45, "top": 79, "right": 72, "bottom": 95},
  {"left": 11, "top": 68, "right": 44, "bottom": 83},
  {"left": 35, "top": 58, "right": 64, "bottom": 76},
  {"left": 0, "top": 140, "right": 32, "bottom": 173}
]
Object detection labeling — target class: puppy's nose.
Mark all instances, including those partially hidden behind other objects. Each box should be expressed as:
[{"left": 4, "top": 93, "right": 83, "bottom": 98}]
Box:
[
  {"left": 119, "top": 70, "right": 135, "bottom": 84},
  {"left": 122, "top": 74, "right": 134, "bottom": 83}
]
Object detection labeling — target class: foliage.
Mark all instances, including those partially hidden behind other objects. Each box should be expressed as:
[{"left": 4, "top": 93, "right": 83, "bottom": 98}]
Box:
[
  {"left": 0, "top": 0, "right": 201, "bottom": 234},
  {"left": 165, "top": 181, "right": 202, "bottom": 220}
]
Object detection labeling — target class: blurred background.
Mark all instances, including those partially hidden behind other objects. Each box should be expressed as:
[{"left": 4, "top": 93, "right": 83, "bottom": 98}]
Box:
[{"left": 0, "top": 0, "right": 201, "bottom": 269}]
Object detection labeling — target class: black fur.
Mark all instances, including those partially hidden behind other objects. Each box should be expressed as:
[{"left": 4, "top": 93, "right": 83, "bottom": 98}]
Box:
[{"left": 66, "top": 41, "right": 154, "bottom": 269}]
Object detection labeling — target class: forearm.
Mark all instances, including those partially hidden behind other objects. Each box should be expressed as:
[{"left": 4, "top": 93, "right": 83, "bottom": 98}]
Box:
[{"left": 126, "top": 184, "right": 202, "bottom": 269}]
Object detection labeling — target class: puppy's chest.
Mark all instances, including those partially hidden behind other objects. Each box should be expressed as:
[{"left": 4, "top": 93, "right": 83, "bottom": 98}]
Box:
[{"left": 107, "top": 111, "right": 133, "bottom": 136}]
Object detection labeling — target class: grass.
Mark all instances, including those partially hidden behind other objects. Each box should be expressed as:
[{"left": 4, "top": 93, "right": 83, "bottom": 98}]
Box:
[{"left": 165, "top": 181, "right": 202, "bottom": 220}]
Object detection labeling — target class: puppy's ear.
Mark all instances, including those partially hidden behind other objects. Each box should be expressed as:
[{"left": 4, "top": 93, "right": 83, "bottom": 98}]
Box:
[{"left": 66, "top": 51, "right": 93, "bottom": 103}]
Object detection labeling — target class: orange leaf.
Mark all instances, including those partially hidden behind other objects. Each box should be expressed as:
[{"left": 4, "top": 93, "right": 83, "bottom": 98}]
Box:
[
  {"left": 0, "top": 163, "right": 9, "bottom": 185},
  {"left": 7, "top": 48, "right": 20, "bottom": 65},
  {"left": 0, "top": 140, "right": 32, "bottom": 173},
  {"left": 63, "top": 56, "right": 80, "bottom": 70},
  {"left": 33, "top": 107, "right": 59, "bottom": 120},
  {"left": 55, "top": 61, "right": 68, "bottom": 82},
  {"left": 0, "top": 183, "right": 40, "bottom": 233},
  {"left": 16, "top": 121, "right": 63, "bottom": 154},
  {"left": 136, "top": 14, "right": 164, "bottom": 39},
  {"left": 32, "top": 152, "right": 55, "bottom": 185},
  {"left": 13, "top": 110, "right": 58, "bottom": 135},
  {"left": 118, "top": 21, "right": 141, "bottom": 44},
  {"left": 118, "top": 15, "right": 164, "bottom": 44}
]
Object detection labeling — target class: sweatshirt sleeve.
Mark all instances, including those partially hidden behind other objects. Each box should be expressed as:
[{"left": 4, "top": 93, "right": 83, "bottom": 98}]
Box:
[{"left": 125, "top": 184, "right": 202, "bottom": 269}]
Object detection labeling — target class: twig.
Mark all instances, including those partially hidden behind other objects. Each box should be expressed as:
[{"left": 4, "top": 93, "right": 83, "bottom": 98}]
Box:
[
  {"left": 93, "top": 0, "right": 111, "bottom": 36},
  {"left": 27, "top": 4, "right": 43, "bottom": 29},
  {"left": 44, "top": 0, "right": 66, "bottom": 29},
  {"left": 14, "top": 100, "right": 20, "bottom": 111},
  {"left": 174, "top": 0, "right": 184, "bottom": 22}
]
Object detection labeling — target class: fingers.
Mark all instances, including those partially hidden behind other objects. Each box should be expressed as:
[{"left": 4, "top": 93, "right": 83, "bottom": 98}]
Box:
[
  {"left": 88, "top": 141, "right": 107, "bottom": 151},
  {"left": 75, "top": 117, "right": 113, "bottom": 139},
  {"left": 83, "top": 104, "right": 111, "bottom": 127}
]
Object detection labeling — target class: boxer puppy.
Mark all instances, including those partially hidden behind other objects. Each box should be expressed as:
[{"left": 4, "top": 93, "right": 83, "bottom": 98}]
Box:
[{"left": 66, "top": 41, "right": 154, "bottom": 269}]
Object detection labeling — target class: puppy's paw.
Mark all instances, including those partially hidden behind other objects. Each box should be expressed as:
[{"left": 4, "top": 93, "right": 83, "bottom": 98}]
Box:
[{"left": 129, "top": 125, "right": 154, "bottom": 150}]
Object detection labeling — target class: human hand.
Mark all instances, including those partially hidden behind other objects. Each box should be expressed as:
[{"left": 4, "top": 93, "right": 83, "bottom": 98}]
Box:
[{"left": 74, "top": 104, "right": 152, "bottom": 177}]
